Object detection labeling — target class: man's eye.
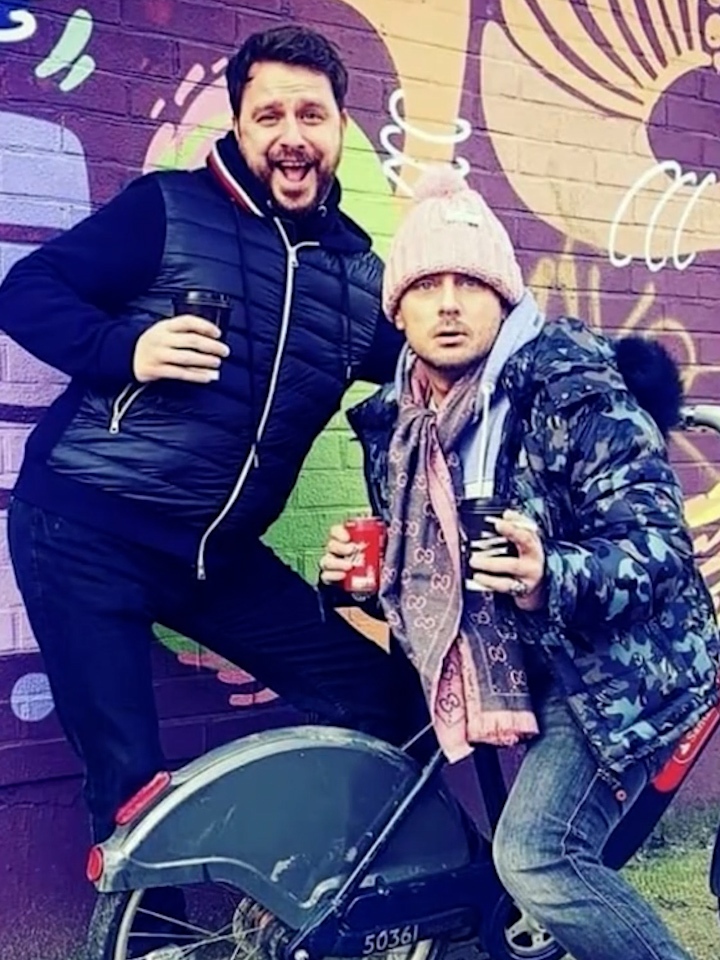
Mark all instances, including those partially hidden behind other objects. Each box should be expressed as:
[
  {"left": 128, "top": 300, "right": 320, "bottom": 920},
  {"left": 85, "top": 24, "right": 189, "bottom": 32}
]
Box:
[
  {"left": 461, "top": 276, "right": 483, "bottom": 288},
  {"left": 257, "top": 115, "right": 278, "bottom": 124},
  {"left": 302, "top": 111, "right": 324, "bottom": 123}
]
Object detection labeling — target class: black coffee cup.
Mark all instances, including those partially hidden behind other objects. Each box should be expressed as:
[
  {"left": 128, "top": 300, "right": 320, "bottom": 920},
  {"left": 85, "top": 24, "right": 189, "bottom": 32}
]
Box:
[
  {"left": 459, "top": 497, "right": 517, "bottom": 591},
  {"left": 172, "top": 290, "right": 232, "bottom": 334}
]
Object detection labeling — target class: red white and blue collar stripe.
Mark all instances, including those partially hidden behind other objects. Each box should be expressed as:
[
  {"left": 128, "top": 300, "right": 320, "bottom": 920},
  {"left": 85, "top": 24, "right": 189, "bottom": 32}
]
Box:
[{"left": 207, "top": 142, "right": 265, "bottom": 218}]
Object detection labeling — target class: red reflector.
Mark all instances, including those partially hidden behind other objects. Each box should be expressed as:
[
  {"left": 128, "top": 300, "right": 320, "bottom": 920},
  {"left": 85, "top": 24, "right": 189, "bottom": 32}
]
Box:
[
  {"left": 86, "top": 845, "right": 104, "bottom": 883},
  {"left": 115, "top": 770, "right": 172, "bottom": 826}
]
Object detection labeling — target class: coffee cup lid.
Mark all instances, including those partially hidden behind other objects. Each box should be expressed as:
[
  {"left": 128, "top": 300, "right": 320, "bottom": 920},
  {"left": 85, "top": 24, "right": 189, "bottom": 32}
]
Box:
[
  {"left": 460, "top": 496, "right": 507, "bottom": 512},
  {"left": 176, "top": 290, "right": 231, "bottom": 306}
]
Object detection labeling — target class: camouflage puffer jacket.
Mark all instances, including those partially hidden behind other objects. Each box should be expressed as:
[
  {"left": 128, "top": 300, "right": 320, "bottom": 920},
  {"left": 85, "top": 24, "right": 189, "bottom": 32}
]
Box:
[{"left": 346, "top": 317, "right": 720, "bottom": 778}]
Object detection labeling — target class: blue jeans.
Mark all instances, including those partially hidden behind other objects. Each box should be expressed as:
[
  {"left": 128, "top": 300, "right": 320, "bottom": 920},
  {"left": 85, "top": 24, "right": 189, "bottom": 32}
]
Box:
[{"left": 493, "top": 689, "right": 693, "bottom": 960}]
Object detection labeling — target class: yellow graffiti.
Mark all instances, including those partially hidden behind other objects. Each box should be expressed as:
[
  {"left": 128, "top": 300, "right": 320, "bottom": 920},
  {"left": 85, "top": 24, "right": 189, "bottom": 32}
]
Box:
[
  {"left": 686, "top": 483, "right": 720, "bottom": 607},
  {"left": 499, "top": 0, "right": 708, "bottom": 121},
  {"left": 339, "top": 0, "right": 470, "bottom": 196},
  {"left": 528, "top": 238, "right": 656, "bottom": 334}
]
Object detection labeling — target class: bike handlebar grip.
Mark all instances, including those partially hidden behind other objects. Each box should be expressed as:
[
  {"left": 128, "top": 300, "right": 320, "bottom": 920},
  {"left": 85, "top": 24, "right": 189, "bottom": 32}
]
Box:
[{"left": 677, "top": 404, "right": 720, "bottom": 434}]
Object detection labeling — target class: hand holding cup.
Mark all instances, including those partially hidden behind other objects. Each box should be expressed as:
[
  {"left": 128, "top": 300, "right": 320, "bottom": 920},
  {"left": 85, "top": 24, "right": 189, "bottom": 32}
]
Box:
[
  {"left": 466, "top": 507, "right": 545, "bottom": 611},
  {"left": 133, "top": 291, "right": 232, "bottom": 385}
]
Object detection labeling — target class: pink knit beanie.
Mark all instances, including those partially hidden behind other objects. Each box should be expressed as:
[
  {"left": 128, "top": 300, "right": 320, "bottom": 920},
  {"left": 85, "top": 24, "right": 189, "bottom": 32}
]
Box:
[{"left": 382, "top": 166, "right": 524, "bottom": 319}]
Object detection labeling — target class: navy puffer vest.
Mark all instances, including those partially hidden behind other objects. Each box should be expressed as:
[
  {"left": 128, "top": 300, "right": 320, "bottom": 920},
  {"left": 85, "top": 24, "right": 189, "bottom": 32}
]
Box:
[{"left": 35, "top": 168, "right": 383, "bottom": 574}]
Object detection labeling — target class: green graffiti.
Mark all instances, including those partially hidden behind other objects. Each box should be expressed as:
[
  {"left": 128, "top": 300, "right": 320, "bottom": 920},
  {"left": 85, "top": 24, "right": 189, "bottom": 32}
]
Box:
[
  {"left": 336, "top": 119, "right": 400, "bottom": 260},
  {"left": 153, "top": 623, "right": 199, "bottom": 656},
  {"left": 153, "top": 114, "right": 231, "bottom": 173},
  {"left": 35, "top": 9, "right": 95, "bottom": 92}
]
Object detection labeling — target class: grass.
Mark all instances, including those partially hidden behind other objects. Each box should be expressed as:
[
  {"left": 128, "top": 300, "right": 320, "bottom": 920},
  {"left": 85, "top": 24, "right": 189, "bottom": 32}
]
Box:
[
  {"left": 625, "top": 847, "right": 716, "bottom": 960},
  {"left": 621, "top": 803, "right": 719, "bottom": 960}
]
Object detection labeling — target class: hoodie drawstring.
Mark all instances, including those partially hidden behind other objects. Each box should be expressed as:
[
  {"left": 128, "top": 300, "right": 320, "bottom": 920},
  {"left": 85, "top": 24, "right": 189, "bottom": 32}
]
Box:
[{"left": 476, "top": 380, "right": 495, "bottom": 498}]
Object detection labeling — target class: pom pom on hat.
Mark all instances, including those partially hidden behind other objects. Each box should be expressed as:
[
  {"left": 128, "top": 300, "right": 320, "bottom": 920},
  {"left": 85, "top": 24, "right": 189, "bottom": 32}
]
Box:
[
  {"left": 382, "top": 164, "right": 524, "bottom": 318},
  {"left": 412, "top": 165, "right": 468, "bottom": 202}
]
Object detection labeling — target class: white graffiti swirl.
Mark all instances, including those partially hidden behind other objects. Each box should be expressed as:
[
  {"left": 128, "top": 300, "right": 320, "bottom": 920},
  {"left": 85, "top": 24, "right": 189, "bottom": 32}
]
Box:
[
  {"left": 609, "top": 160, "right": 717, "bottom": 273},
  {"left": 0, "top": 8, "right": 37, "bottom": 43},
  {"left": 380, "top": 88, "right": 472, "bottom": 196}
]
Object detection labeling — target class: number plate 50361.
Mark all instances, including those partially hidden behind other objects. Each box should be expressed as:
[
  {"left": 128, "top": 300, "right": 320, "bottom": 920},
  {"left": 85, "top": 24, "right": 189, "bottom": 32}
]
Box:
[{"left": 362, "top": 925, "right": 420, "bottom": 955}]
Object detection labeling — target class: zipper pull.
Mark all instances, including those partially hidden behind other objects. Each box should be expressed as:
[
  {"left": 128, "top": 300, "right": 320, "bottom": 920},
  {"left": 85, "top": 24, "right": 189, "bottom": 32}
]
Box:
[
  {"left": 109, "top": 417, "right": 121, "bottom": 435},
  {"left": 197, "top": 556, "right": 207, "bottom": 581},
  {"left": 289, "top": 248, "right": 298, "bottom": 269}
]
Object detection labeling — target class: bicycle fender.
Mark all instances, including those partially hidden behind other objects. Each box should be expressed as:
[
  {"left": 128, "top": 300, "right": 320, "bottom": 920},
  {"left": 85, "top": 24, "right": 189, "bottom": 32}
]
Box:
[{"left": 93, "top": 725, "right": 472, "bottom": 929}]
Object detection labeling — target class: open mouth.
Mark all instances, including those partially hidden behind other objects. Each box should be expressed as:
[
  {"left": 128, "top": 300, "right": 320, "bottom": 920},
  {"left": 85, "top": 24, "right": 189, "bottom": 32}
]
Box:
[
  {"left": 274, "top": 162, "right": 314, "bottom": 185},
  {"left": 435, "top": 330, "right": 467, "bottom": 344}
]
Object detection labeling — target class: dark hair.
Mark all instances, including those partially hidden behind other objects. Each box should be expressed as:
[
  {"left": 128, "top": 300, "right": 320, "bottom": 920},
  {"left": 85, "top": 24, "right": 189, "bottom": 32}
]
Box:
[{"left": 226, "top": 25, "right": 348, "bottom": 116}]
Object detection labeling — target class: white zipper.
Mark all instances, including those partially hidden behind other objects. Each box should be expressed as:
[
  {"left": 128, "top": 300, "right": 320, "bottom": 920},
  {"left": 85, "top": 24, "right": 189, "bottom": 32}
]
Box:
[
  {"left": 196, "top": 223, "right": 319, "bottom": 579},
  {"left": 109, "top": 383, "right": 148, "bottom": 434}
]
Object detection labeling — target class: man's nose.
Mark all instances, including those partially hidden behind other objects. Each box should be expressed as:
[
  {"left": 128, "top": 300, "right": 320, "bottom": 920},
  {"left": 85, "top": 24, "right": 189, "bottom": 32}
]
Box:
[
  {"left": 438, "top": 278, "right": 460, "bottom": 316},
  {"left": 278, "top": 116, "right": 305, "bottom": 147}
]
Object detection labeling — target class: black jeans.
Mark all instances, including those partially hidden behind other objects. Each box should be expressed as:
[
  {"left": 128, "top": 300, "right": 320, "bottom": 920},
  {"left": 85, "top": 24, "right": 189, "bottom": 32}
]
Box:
[{"left": 9, "top": 498, "right": 426, "bottom": 842}]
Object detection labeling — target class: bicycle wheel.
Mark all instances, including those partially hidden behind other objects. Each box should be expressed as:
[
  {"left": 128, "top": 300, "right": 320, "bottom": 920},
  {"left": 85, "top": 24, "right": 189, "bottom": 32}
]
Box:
[
  {"left": 482, "top": 892, "right": 566, "bottom": 960},
  {"left": 86, "top": 883, "right": 448, "bottom": 960}
]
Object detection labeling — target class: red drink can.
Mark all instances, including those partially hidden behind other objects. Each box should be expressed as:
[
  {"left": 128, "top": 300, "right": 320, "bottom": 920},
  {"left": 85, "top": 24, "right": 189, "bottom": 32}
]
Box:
[{"left": 343, "top": 517, "right": 386, "bottom": 594}]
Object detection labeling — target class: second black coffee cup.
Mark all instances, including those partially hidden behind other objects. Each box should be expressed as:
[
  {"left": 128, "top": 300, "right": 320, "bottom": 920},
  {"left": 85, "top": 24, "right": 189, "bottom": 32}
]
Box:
[{"left": 460, "top": 497, "right": 517, "bottom": 591}]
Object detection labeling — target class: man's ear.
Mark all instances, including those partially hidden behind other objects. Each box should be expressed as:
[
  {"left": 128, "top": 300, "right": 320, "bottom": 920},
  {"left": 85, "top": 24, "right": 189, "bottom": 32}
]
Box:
[
  {"left": 340, "top": 108, "right": 349, "bottom": 131},
  {"left": 393, "top": 308, "right": 405, "bottom": 333}
]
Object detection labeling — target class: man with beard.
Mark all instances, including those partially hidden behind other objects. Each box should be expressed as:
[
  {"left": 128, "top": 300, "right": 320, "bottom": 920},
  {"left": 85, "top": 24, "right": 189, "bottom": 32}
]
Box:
[{"left": 0, "top": 22, "right": 413, "bottom": 919}]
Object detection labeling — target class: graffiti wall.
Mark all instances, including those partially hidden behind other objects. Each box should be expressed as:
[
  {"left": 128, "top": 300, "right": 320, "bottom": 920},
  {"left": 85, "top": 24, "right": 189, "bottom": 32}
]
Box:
[{"left": 2, "top": 0, "right": 720, "bottom": 956}]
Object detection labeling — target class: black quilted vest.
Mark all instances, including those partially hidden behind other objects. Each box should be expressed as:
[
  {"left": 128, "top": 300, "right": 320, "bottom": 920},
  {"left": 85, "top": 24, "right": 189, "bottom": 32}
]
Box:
[{"left": 40, "top": 169, "right": 383, "bottom": 573}]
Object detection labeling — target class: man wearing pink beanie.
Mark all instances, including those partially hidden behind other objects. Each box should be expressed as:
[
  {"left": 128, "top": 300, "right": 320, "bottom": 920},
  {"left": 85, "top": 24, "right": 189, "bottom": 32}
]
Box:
[{"left": 320, "top": 166, "right": 717, "bottom": 960}]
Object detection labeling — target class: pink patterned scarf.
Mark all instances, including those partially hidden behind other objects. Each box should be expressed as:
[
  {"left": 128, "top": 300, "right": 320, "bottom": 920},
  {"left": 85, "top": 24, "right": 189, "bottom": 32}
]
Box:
[{"left": 379, "top": 359, "right": 539, "bottom": 762}]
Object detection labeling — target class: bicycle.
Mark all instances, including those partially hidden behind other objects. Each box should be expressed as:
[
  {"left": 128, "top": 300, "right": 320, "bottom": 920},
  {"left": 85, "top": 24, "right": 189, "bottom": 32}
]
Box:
[{"left": 84, "top": 403, "right": 720, "bottom": 960}]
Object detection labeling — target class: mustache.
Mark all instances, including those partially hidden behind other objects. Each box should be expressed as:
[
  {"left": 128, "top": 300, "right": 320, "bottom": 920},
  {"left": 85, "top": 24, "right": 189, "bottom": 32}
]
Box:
[
  {"left": 433, "top": 322, "right": 468, "bottom": 335},
  {"left": 268, "top": 149, "right": 318, "bottom": 166}
]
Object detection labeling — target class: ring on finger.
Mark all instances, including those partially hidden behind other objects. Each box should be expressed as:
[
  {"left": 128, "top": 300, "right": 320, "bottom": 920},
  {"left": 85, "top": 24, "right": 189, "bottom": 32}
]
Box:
[{"left": 509, "top": 578, "right": 529, "bottom": 597}]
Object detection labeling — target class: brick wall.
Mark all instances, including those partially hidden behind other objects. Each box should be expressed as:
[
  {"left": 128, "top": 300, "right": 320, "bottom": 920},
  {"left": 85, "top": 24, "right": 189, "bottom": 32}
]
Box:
[{"left": 2, "top": 1, "right": 720, "bottom": 956}]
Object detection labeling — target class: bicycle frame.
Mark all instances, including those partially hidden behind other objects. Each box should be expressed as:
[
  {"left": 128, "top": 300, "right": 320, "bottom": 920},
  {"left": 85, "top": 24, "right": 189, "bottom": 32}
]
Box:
[
  {"left": 284, "top": 744, "right": 514, "bottom": 960},
  {"left": 89, "top": 723, "right": 503, "bottom": 958}
]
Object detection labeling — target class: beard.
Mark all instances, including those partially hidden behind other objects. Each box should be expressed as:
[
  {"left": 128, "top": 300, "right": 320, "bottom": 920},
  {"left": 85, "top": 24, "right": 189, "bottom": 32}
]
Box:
[{"left": 252, "top": 145, "right": 339, "bottom": 214}]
